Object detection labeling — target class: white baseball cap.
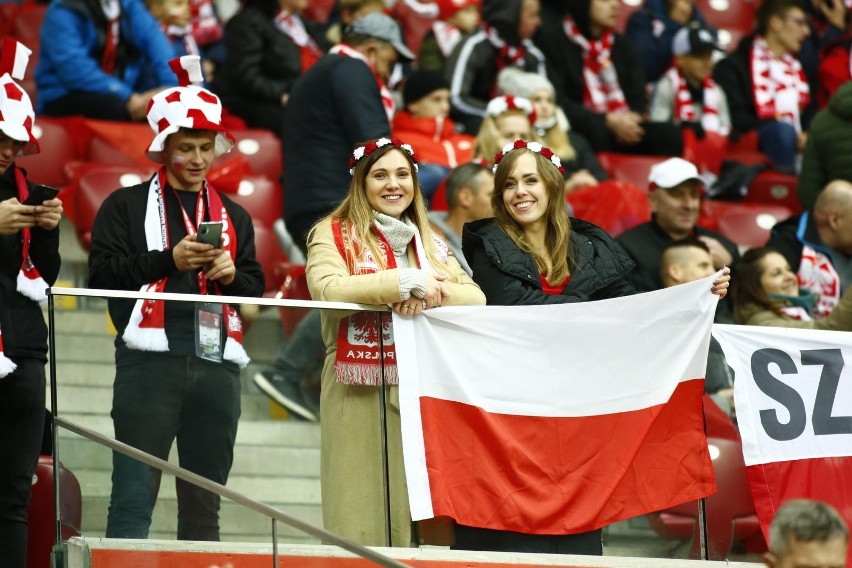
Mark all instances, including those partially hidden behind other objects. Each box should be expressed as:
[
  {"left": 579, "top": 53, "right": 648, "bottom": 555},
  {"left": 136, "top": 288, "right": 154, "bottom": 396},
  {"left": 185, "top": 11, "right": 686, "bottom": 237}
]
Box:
[{"left": 648, "top": 158, "right": 702, "bottom": 189}]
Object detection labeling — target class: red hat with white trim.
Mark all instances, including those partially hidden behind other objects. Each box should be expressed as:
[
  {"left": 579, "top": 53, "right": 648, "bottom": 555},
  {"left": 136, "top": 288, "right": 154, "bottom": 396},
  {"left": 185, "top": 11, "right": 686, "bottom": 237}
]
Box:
[
  {"left": 0, "top": 38, "right": 39, "bottom": 155},
  {"left": 146, "top": 55, "right": 234, "bottom": 163}
]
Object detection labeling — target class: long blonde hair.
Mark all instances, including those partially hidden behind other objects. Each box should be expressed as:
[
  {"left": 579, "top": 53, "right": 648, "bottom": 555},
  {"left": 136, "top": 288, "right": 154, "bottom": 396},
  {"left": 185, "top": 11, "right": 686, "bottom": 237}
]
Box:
[
  {"left": 313, "top": 142, "right": 456, "bottom": 279},
  {"left": 473, "top": 111, "right": 540, "bottom": 163},
  {"left": 492, "top": 148, "right": 572, "bottom": 283}
]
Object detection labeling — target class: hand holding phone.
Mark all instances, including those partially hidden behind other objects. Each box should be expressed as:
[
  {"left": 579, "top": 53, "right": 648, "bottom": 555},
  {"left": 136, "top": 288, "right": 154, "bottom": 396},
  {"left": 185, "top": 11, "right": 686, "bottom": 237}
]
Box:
[
  {"left": 23, "top": 184, "right": 60, "bottom": 206},
  {"left": 196, "top": 221, "right": 223, "bottom": 247}
]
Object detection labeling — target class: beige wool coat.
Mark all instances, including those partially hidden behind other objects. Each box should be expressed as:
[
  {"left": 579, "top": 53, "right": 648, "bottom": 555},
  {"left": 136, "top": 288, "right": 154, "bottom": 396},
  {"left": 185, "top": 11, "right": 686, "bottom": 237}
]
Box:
[{"left": 306, "top": 216, "right": 485, "bottom": 547}]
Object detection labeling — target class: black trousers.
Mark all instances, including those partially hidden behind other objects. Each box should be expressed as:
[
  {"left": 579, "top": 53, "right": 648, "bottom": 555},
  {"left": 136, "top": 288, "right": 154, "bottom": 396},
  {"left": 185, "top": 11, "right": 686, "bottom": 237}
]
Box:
[
  {"left": 41, "top": 91, "right": 131, "bottom": 121},
  {"left": 0, "top": 358, "right": 46, "bottom": 568},
  {"left": 453, "top": 525, "right": 604, "bottom": 555}
]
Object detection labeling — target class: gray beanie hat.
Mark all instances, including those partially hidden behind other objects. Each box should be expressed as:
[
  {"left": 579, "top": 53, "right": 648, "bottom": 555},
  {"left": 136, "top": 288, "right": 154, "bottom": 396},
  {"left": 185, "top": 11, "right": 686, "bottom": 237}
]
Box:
[{"left": 497, "top": 68, "right": 555, "bottom": 99}]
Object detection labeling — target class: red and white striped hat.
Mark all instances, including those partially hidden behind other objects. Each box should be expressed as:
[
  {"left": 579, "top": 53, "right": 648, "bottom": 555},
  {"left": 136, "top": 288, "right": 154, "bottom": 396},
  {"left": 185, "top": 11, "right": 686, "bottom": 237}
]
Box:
[
  {"left": 0, "top": 38, "right": 39, "bottom": 155},
  {"left": 146, "top": 55, "right": 234, "bottom": 163}
]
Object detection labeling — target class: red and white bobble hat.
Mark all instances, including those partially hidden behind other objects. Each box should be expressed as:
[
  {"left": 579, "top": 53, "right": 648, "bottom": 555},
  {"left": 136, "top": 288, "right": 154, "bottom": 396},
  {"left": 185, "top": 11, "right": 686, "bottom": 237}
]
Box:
[
  {"left": 0, "top": 38, "right": 39, "bottom": 155},
  {"left": 145, "top": 55, "right": 234, "bottom": 163}
]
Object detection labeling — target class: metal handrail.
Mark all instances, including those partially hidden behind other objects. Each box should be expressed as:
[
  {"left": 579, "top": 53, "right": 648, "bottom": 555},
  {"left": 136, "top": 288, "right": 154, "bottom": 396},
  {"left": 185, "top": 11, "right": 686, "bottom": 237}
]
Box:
[{"left": 48, "top": 287, "right": 406, "bottom": 568}]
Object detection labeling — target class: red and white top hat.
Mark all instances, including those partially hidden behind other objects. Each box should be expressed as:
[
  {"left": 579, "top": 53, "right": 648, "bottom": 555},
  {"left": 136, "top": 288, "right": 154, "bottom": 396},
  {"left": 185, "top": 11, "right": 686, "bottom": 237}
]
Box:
[
  {"left": 146, "top": 55, "right": 234, "bottom": 163},
  {"left": 0, "top": 38, "right": 39, "bottom": 155}
]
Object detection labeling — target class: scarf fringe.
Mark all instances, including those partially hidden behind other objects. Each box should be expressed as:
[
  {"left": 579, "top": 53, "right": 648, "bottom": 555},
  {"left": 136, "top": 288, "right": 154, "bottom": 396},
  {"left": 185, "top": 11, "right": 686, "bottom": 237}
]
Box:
[
  {"left": 224, "top": 337, "right": 250, "bottom": 368},
  {"left": 123, "top": 298, "right": 170, "bottom": 351},
  {"left": 0, "top": 354, "right": 16, "bottom": 379},
  {"left": 17, "top": 271, "right": 48, "bottom": 305},
  {"left": 335, "top": 362, "right": 399, "bottom": 386}
]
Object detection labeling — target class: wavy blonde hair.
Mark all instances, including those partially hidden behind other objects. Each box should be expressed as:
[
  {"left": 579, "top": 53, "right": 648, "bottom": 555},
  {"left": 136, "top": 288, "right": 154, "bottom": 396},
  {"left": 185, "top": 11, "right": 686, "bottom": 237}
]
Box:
[
  {"left": 473, "top": 110, "right": 540, "bottom": 163},
  {"left": 492, "top": 148, "right": 572, "bottom": 284},
  {"left": 313, "top": 142, "right": 456, "bottom": 279}
]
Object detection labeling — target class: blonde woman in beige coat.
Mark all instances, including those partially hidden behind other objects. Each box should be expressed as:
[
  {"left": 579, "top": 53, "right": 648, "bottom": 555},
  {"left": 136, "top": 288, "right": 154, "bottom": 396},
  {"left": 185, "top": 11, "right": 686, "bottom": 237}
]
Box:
[{"left": 306, "top": 137, "right": 485, "bottom": 546}]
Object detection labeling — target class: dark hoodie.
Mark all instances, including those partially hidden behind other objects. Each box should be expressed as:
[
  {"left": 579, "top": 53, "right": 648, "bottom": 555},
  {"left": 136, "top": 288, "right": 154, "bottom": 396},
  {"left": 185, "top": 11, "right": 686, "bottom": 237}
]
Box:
[
  {"left": 797, "top": 81, "right": 852, "bottom": 208},
  {"left": 445, "top": 0, "right": 547, "bottom": 133}
]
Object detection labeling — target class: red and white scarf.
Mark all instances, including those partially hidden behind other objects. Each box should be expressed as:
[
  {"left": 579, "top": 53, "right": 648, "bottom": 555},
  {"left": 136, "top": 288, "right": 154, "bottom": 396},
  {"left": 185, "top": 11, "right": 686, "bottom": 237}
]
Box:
[
  {"left": 122, "top": 169, "right": 249, "bottom": 367},
  {"left": 563, "top": 15, "right": 628, "bottom": 114},
  {"left": 432, "top": 20, "right": 462, "bottom": 57},
  {"left": 275, "top": 10, "right": 323, "bottom": 71},
  {"left": 330, "top": 43, "right": 395, "bottom": 122},
  {"left": 778, "top": 305, "right": 813, "bottom": 321},
  {"left": 330, "top": 216, "right": 449, "bottom": 385},
  {"left": 750, "top": 36, "right": 810, "bottom": 133},
  {"left": 164, "top": 24, "right": 200, "bottom": 57},
  {"left": 100, "top": 0, "right": 121, "bottom": 74},
  {"left": 798, "top": 245, "right": 840, "bottom": 319},
  {"left": 665, "top": 67, "right": 729, "bottom": 135},
  {"left": 0, "top": 166, "right": 49, "bottom": 378},
  {"left": 190, "top": 0, "right": 223, "bottom": 46},
  {"left": 484, "top": 24, "right": 526, "bottom": 71}
]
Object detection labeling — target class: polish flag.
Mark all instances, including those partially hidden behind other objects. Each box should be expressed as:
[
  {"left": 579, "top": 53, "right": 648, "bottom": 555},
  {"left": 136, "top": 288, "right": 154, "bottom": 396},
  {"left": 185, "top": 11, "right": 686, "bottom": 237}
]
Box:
[
  {"left": 712, "top": 324, "right": 852, "bottom": 565},
  {"left": 0, "top": 38, "right": 32, "bottom": 81},
  {"left": 395, "top": 274, "right": 720, "bottom": 534}
]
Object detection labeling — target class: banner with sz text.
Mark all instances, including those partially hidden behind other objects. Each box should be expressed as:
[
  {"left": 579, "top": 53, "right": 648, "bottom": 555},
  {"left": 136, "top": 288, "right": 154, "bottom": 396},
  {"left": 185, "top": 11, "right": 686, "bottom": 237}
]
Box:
[
  {"left": 712, "top": 324, "right": 852, "bottom": 561},
  {"left": 394, "top": 273, "right": 720, "bottom": 534}
]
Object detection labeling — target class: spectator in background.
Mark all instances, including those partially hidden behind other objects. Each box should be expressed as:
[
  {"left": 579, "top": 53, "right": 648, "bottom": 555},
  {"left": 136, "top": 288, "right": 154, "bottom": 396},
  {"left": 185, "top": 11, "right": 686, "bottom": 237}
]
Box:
[
  {"left": 36, "top": 0, "right": 177, "bottom": 121},
  {"left": 392, "top": 70, "right": 475, "bottom": 200},
  {"left": 764, "top": 499, "right": 848, "bottom": 568},
  {"left": 535, "top": 0, "right": 684, "bottom": 156},
  {"left": 418, "top": 0, "right": 481, "bottom": 73},
  {"left": 306, "top": 138, "right": 484, "bottom": 546},
  {"left": 802, "top": 0, "right": 848, "bottom": 104},
  {"left": 446, "top": 0, "right": 545, "bottom": 134},
  {"left": 649, "top": 26, "right": 731, "bottom": 173},
  {"left": 713, "top": 0, "right": 815, "bottom": 174},
  {"left": 140, "top": 0, "right": 209, "bottom": 90},
  {"left": 0, "top": 40, "right": 63, "bottom": 568},
  {"left": 189, "top": 0, "right": 227, "bottom": 79},
  {"left": 797, "top": 81, "right": 852, "bottom": 209},
  {"left": 428, "top": 162, "right": 494, "bottom": 275},
  {"left": 497, "top": 67, "right": 606, "bottom": 193},
  {"left": 617, "top": 157, "right": 738, "bottom": 292},
  {"left": 731, "top": 247, "right": 852, "bottom": 329},
  {"left": 815, "top": 8, "right": 852, "bottom": 106},
  {"left": 473, "top": 95, "right": 538, "bottom": 164},
  {"left": 213, "top": 0, "right": 328, "bottom": 141},
  {"left": 767, "top": 179, "right": 852, "bottom": 319},
  {"left": 281, "top": 12, "right": 413, "bottom": 250},
  {"left": 325, "top": 0, "right": 386, "bottom": 45},
  {"left": 626, "top": 0, "right": 717, "bottom": 84}
]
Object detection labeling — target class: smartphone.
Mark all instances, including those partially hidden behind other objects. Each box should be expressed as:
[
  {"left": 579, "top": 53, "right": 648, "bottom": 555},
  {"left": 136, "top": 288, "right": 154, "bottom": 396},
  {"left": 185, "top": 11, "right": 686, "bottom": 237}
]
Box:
[
  {"left": 23, "top": 184, "right": 59, "bottom": 206},
  {"left": 196, "top": 221, "right": 223, "bottom": 247}
]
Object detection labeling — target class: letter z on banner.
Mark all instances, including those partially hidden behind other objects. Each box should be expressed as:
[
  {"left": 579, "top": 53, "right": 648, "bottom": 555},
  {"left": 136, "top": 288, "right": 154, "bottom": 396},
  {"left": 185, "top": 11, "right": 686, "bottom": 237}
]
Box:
[
  {"left": 394, "top": 274, "right": 720, "bottom": 534},
  {"left": 713, "top": 324, "right": 852, "bottom": 560}
]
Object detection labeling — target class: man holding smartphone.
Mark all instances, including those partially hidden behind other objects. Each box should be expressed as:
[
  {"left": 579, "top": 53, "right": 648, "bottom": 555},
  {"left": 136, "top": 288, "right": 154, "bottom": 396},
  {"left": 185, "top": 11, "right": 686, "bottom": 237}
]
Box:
[
  {"left": 0, "top": 40, "right": 64, "bottom": 567},
  {"left": 88, "top": 55, "right": 264, "bottom": 541}
]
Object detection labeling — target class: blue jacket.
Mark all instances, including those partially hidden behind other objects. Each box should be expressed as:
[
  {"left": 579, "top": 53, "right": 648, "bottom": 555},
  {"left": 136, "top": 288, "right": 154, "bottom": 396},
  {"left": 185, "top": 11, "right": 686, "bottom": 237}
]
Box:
[
  {"left": 36, "top": 0, "right": 177, "bottom": 110},
  {"left": 625, "top": 0, "right": 715, "bottom": 84}
]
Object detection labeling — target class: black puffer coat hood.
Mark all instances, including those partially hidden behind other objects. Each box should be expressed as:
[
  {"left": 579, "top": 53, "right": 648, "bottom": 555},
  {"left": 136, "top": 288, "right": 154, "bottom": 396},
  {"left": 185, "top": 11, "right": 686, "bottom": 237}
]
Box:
[{"left": 482, "top": 0, "right": 524, "bottom": 45}]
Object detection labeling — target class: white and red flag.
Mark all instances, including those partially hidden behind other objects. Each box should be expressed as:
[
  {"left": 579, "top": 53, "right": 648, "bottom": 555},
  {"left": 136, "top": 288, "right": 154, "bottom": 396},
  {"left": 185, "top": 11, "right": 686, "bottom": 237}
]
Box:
[
  {"left": 712, "top": 324, "right": 852, "bottom": 564},
  {"left": 394, "top": 273, "right": 720, "bottom": 534}
]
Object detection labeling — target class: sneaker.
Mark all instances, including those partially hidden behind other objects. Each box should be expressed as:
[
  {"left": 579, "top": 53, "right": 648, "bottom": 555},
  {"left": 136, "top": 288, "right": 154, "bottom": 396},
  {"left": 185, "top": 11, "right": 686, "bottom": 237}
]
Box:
[{"left": 252, "top": 370, "right": 318, "bottom": 422}]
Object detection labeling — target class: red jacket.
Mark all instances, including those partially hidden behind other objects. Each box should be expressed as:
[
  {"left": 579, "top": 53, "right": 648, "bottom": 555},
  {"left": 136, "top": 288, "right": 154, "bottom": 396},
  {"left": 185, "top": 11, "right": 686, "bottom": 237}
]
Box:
[
  {"left": 391, "top": 111, "right": 475, "bottom": 168},
  {"left": 818, "top": 37, "right": 851, "bottom": 108}
]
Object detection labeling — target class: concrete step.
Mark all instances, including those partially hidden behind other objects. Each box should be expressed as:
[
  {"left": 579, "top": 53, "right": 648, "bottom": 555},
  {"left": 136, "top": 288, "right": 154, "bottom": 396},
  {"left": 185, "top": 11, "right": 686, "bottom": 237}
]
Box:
[
  {"left": 59, "top": 436, "right": 321, "bottom": 478},
  {"left": 75, "top": 496, "right": 322, "bottom": 542},
  {"left": 47, "top": 308, "right": 114, "bottom": 335}
]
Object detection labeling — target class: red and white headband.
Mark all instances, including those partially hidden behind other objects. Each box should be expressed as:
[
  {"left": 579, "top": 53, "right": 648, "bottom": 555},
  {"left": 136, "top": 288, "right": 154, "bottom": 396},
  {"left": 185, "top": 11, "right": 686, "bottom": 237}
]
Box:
[
  {"left": 493, "top": 140, "right": 565, "bottom": 175},
  {"left": 0, "top": 38, "right": 39, "bottom": 155},
  {"left": 146, "top": 55, "right": 234, "bottom": 163},
  {"left": 349, "top": 137, "right": 419, "bottom": 175},
  {"left": 485, "top": 95, "right": 536, "bottom": 125}
]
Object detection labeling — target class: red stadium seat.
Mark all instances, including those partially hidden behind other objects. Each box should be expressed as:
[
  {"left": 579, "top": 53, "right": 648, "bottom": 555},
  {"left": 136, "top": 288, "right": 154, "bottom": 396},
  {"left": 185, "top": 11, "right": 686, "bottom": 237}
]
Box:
[
  {"left": 696, "top": 0, "right": 757, "bottom": 36},
  {"left": 11, "top": 4, "right": 47, "bottom": 44},
  {"left": 716, "top": 204, "right": 792, "bottom": 249},
  {"left": 0, "top": 4, "right": 21, "bottom": 36},
  {"left": 745, "top": 170, "right": 802, "bottom": 214},
  {"left": 73, "top": 165, "right": 156, "bottom": 250},
  {"left": 252, "top": 223, "right": 288, "bottom": 296},
  {"left": 224, "top": 175, "right": 282, "bottom": 229},
  {"left": 596, "top": 152, "right": 660, "bottom": 191},
  {"left": 229, "top": 129, "right": 283, "bottom": 181},
  {"left": 17, "top": 118, "right": 79, "bottom": 187}
]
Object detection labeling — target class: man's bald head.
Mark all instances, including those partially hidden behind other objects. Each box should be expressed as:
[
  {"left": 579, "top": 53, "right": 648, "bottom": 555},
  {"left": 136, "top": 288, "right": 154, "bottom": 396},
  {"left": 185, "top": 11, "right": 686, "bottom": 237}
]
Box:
[{"left": 814, "top": 180, "right": 852, "bottom": 255}]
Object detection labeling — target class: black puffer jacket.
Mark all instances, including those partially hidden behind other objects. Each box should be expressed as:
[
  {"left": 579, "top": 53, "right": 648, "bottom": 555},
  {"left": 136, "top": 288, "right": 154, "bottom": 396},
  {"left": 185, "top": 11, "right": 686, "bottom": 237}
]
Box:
[
  {"left": 462, "top": 217, "right": 636, "bottom": 305},
  {"left": 214, "top": 7, "right": 327, "bottom": 104}
]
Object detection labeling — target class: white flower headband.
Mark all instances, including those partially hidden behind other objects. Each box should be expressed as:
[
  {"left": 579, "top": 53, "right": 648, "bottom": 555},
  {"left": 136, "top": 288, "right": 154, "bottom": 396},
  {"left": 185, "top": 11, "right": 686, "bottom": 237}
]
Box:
[
  {"left": 493, "top": 140, "right": 565, "bottom": 175},
  {"left": 349, "top": 137, "right": 419, "bottom": 175},
  {"left": 485, "top": 95, "right": 536, "bottom": 124}
]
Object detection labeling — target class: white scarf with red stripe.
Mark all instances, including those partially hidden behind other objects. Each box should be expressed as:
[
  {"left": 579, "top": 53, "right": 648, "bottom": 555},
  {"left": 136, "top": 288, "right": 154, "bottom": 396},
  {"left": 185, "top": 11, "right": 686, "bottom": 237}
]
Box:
[
  {"left": 122, "top": 169, "right": 249, "bottom": 367},
  {"left": 750, "top": 36, "right": 810, "bottom": 133},
  {"left": 164, "top": 24, "right": 200, "bottom": 56},
  {"left": 0, "top": 166, "right": 49, "bottom": 378},
  {"left": 432, "top": 21, "right": 462, "bottom": 57},
  {"left": 563, "top": 15, "right": 628, "bottom": 114},
  {"left": 330, "top": 43, "right": 395, "bottom": 122},
  {"left": 666, "top": 66, "right": 729, "bottom": 135}
]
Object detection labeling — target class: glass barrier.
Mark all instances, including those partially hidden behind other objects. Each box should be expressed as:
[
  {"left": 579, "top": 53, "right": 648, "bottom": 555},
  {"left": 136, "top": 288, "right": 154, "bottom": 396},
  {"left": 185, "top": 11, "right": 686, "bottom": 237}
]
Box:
[{"left": 46, "top": 287, "right": 764, "bottom": 563}]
